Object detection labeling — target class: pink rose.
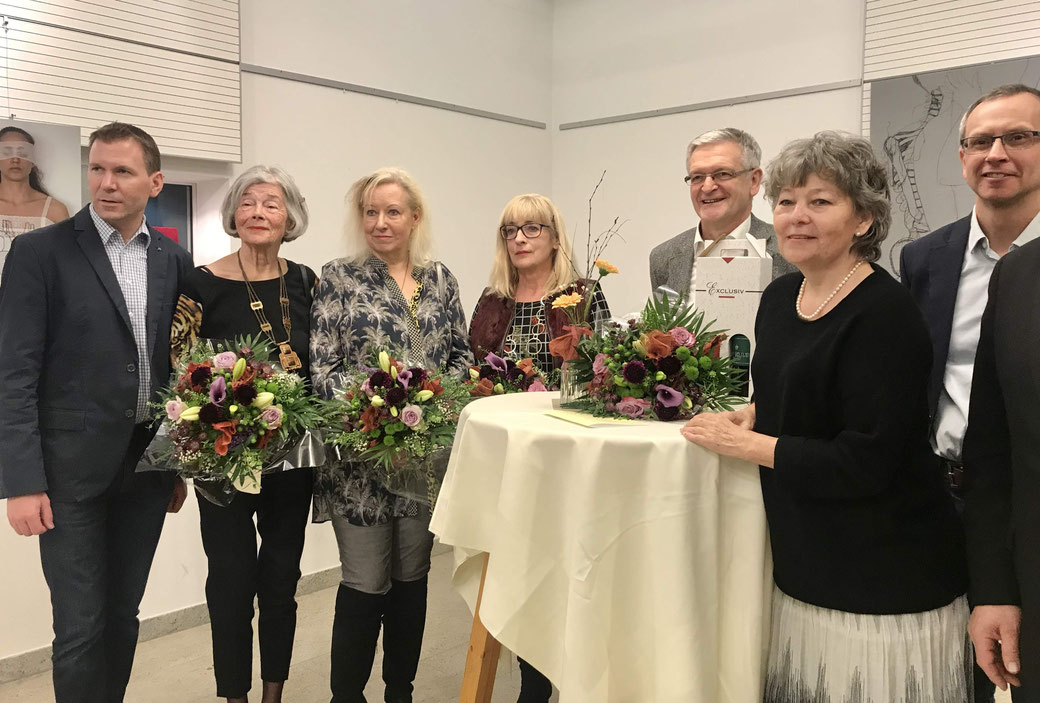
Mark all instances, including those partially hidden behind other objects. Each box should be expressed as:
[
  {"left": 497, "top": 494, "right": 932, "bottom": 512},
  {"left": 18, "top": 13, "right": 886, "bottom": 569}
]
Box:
[
  {"left": 213, "top": 351, "right": 238, "bottom": 369},
  {"left": 166, "top": 398, "right": 185, "bottom": 420},
  {"left": 670, "top": 327, "right": 693, "bottom": 347},
  {"left": 360, "top": 378, "right": 375, "bottom": 398},
  {"left": 400, "top": 404, "right": 423, "bottom": 428},
  {"left": 260, "top": 405, "right": 283, "bottom": 430},
  {"left": 615, "top": 397, "right": 651, "bottom": 419},
  {"left": 592, "top": 353, "right": 610, "bottom": 381},
  {"left": 526, "top": 379, "right": 548, "bottom": 392}
]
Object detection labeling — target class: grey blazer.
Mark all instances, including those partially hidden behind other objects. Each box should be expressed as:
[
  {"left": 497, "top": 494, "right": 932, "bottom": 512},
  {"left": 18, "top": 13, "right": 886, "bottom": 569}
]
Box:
[{"left": 649, "top": 214, "right": 796, "bottom": 295}]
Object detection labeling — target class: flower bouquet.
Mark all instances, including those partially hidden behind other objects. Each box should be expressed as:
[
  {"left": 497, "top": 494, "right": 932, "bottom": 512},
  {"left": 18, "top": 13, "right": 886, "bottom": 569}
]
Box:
[
  {"left": 563, "top": 294, "right": 745, "bottom": 420},
  {"left": 149, "top": 335, "right": 331, "bottom": 500},
  {"left": 326, "top": 351, "right": 471, "bottom": 505},
  {"left": 467, "top": 352, "right": 549, "bottom": 396}
]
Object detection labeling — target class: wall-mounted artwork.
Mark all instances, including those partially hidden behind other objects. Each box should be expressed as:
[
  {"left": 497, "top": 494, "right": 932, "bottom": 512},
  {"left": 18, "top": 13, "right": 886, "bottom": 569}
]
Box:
[
  {"left": 869, "top": 57, "right": 1040, "bottom": 277},
  {"left": 0, "top": 120, "right": 82, "bottom": 284}
]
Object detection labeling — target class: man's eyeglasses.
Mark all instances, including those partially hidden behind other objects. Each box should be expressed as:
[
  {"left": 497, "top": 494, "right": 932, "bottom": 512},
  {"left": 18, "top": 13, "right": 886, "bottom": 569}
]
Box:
[
  {"left": 684, "top": 168, "right": 753, "bottom": 186},
  {"left": 500, "top": 223, "right": 551, "bottom": 240},
  {"left": 960, "top": 130, "right": 1040, "bottom": 153}
]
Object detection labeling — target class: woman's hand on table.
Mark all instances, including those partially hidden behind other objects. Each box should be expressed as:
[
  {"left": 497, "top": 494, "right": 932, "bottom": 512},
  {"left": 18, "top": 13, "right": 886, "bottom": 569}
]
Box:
[{"left": 681, "top": 409, "right": 776, "bottom": 467}]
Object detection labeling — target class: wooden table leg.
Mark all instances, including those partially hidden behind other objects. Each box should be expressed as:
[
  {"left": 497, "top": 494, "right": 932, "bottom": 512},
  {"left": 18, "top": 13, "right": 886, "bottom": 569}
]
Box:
[{"left": 458, "top": 552, "right": 501, "bottom": 703}]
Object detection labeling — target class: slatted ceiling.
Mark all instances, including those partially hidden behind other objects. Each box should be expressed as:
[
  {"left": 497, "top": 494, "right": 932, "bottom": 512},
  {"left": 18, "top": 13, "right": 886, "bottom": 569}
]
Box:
[
  {"left": 0, "top": 0, "right": 239, "bottom": 62},
  {"left": 2, "top": 17, "right": 241, "bottom": 162},
  {"left": 6, "top": 72, "right": 238, "bottom": 116},
  {"left": 864, "top": 0, "right": 1040, "bottom": 81},
  {"left": 867, "top": 25, "right": 1040, "bottom": 60},
  {"left": 862, "top": 83, "right": 872, "bottom": 139},
  {"left": 869, "top": 0, "right": 1039, "bottom": 20},
  {"left": 7, "top": 65, "right": 239, "bottom": 111},
  {"left": 869, "top": 15, "right": 1040, "bottom": 50}
]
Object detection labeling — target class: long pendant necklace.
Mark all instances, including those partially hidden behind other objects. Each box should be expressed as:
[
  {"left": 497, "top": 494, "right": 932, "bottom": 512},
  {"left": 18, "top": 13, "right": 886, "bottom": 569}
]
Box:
[
  {"left": 237, "top": 251, "right": 302, "bottom": 371},
  {"left": 796, "top": 260, "right": 864, "bottom": 321}
]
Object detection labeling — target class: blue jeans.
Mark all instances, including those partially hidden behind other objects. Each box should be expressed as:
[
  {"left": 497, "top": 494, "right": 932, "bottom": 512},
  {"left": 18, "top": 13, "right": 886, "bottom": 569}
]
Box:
[{"left": 38, "top": 469, "right": 173, "bottom": 703}]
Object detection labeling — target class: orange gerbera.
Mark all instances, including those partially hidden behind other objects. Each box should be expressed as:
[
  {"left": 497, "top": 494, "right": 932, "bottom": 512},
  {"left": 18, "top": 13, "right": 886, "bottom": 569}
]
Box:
[{"left": 551, "top": 292, "right": 583, "bottom": 310}]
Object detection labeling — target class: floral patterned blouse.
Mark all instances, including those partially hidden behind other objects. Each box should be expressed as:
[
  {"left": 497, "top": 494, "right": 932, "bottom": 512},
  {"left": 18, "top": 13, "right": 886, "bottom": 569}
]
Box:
[{"left": 310, "top": 255, "right": 472, "bottom": 525}]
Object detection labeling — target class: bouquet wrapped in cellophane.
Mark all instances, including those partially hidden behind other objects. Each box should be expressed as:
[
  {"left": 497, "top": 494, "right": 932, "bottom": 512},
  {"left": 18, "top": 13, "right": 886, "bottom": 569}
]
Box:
[
  {"left": 325, "top": 351, "right": 471, "bottom": 506},
  {"left": 145, "top": 335, "right": 333, "bottom": 503}
]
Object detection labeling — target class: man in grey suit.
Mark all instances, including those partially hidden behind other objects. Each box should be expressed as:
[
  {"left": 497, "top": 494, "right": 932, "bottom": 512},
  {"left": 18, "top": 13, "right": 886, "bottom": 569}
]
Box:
[
  {"left": 0, "top": 123, "right": 191, "bottom": 703},
  {"left": 650, "top": 127, "right": 796, "bottom": 295}
]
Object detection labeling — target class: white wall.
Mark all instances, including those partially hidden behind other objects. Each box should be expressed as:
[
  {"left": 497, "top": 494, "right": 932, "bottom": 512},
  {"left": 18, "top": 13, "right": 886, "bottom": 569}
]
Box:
[{"left": 551, "top": 0, "right": 867, "bottom": 315}]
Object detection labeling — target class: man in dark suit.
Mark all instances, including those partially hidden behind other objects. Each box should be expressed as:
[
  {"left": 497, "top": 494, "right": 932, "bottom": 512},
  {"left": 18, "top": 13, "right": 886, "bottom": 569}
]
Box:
[
  {"left": 0, "top": 122, "right": 191, "bottom": 703},
  {"left": 903, "top": 84, "right": 1040, "bottom": 700},
  {"left": 649, "top": 127, "right": 796, "bottom": 296}
]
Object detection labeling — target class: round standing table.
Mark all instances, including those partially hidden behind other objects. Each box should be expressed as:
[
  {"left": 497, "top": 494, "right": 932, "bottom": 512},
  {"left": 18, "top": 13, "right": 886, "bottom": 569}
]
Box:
[{"left": 430, "top": 391, "right": 772, "bottom": 703}]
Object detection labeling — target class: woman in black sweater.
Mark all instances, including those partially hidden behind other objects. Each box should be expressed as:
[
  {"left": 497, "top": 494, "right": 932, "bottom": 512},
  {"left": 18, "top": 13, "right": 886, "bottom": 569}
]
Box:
[{"left": 682, "top": 132, "right": 970, "bottom": 703}]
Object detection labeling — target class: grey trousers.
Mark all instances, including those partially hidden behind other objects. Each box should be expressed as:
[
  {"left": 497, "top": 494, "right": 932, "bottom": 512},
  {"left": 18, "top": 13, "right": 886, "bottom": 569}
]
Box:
[{"left": 331, "top": 513, "right": 434, "bottom": 594}]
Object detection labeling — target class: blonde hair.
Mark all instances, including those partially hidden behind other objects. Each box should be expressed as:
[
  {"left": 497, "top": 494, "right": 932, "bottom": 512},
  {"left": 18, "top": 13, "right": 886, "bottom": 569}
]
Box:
[
  {"left": 344, "top": 167, "right": 432, "bottom": 267},
  {"left": 488, "top": 194, "right": 579, "bottom": 298}
]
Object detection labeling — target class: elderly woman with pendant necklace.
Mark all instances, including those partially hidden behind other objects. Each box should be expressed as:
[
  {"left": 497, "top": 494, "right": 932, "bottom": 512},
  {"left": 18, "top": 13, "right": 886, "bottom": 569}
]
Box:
[
  {"left": 170, "top": 165, "right": 317, "bottom": 703},
  {"left": 682, "top": 132, "right": 970, "bottom": 703}
]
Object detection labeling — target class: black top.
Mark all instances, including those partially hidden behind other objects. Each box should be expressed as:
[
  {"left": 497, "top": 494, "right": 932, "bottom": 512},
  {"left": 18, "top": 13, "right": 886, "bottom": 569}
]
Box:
[
  {"left": 173, "top": 261, "right": 316, "bottom": 380},
  {"left": 752, "top": 264, "right": 967, "bottom": 614}
]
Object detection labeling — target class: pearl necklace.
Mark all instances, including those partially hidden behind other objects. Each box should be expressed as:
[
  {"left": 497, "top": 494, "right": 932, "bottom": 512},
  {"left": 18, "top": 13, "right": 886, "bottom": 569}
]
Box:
[{"left": 796, "top": 260, "right": 864, "bottom": 321}]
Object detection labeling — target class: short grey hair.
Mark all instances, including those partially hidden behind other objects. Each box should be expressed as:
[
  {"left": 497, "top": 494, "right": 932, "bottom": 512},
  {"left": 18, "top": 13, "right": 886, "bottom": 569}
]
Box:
[
  {"left": 764, "top": 131, "right": 891, "bottom": 263},
  {"left": 685, "top": 127, "right": 762, "bottom": 172},
  {"left": 221, "top": 165, "right": 309, "bottom": 242},
  {"left": 959, "top": 83, "right": 1040, "bottom": 139}
]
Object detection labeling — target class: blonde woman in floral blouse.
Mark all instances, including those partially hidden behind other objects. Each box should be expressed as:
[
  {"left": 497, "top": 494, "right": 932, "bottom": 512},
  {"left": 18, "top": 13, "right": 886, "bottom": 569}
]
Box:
[{"left": 310, "top": 167, "right": 471, "bottom": 703}]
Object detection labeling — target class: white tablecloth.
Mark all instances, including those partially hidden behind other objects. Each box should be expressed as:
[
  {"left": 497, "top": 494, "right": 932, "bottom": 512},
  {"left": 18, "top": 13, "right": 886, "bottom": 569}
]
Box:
[{"left": 430, "top": 392, "right": 772, "bottom": 703}]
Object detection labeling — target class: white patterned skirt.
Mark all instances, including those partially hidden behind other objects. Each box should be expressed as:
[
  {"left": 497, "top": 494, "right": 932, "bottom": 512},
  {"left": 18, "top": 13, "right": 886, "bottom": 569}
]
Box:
[{"left": 764, "top": 586, "right": 973, "bottom": 703}]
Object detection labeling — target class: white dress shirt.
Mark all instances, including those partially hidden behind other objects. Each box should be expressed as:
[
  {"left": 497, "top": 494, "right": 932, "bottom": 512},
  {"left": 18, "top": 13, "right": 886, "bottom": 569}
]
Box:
[
  {"left": 90, "top": 205, "right": 153, "bottom": 423},
  {"left": 688, "top": 215, "right": 756, "bottom": 296},
  {"left": 933, "top": 208, "right": 1040, "bottom": 460}
]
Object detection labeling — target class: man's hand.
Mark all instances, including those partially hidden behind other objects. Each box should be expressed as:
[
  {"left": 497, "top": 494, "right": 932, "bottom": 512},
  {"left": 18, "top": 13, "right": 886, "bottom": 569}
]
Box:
[
  {"left": 7, "top": 493, "right": 54, "bottom": 536},
  {"left": 970, "top": 604, "right": 1023, "bottom": 690},
  {"left": 167, "top": 478, "right": 187, "bottom": 513}
]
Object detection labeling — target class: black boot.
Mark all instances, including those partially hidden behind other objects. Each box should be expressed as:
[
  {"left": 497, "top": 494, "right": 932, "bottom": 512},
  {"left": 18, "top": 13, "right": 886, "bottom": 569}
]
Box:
[
  {"left": 517, "top": 657, "right": 553, "bottom": 703},
  {"left": 331, "top": 584, "right": 384, "bottom": 703},
  {"left": 381, "top": 576, "right": 428, "bottom": 703}
]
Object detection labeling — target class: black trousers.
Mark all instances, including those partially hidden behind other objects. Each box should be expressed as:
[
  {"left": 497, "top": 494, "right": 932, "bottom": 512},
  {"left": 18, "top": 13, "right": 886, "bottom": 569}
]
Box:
[
  {"left": 38, "top": 430, "right": 174, "bottom": 703},
  {"left": 197, "top": 468, "right": 312, "bottom": 698},
  {"left": 517, "top": 657, "right": 553, "bottom": 703}
]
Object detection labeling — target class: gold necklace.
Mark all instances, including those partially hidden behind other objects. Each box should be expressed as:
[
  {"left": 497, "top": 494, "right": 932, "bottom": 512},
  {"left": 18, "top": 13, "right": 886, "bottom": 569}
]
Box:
[
  {"left": 796, "top": 260, "right": 864, "bottom": 321},
  {"left": 237, "top": 251, "right": 302, "bottom": 371}
]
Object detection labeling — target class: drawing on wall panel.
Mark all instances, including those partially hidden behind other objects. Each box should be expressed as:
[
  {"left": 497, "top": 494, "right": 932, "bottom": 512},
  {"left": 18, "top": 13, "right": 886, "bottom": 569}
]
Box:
[{"left": 869, "top": 57, "right": 1040, "bottom": 277}]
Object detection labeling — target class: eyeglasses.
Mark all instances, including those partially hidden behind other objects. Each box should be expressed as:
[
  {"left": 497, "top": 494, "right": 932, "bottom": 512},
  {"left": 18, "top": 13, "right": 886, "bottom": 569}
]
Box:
[
  {"left": 500, "top": 223, "right": 551, "bottom": 240},
  {"left": 684, "top": 168, "right": 753, "bottom": 186},
  {"left": 960, "top": 130, "right": 1040, "bottom": 153}
]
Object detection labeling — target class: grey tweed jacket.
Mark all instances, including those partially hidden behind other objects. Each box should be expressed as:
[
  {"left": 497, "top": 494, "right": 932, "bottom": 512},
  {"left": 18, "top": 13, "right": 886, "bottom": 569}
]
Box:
[{"left": 649, "top": 214, "right": 797, "bottom": 295}]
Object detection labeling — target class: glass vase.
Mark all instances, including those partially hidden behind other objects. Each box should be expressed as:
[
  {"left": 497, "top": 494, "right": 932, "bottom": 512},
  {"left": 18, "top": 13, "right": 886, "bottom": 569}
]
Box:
[{"left": 558, "top": 360, "right": 585, "bottom": 406}]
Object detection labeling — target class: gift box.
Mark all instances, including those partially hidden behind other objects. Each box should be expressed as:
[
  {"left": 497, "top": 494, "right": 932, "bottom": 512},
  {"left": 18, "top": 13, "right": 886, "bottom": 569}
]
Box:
[{"left": 693, "top": 244, "right": 771, "bottom": 397}]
